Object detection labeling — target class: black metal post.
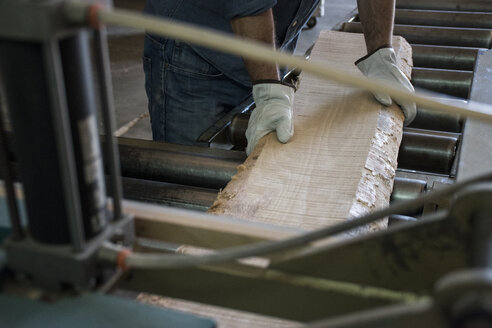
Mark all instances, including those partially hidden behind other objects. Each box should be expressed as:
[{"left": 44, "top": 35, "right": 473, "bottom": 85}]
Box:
[
  {"left": 93, "top": 27, "right": 123, "bottom": 222},
  {"left": 0, "top": 37, "right": 85, "bottom": 249},
  {"left": 0, "top": 104, "right": 23, "bottom": 240},
  {"left": 43, "top": 39, "right": 86, "bottom": 251},
  {"left": 60, "top": 31, "right": 108, "bottom": 240}
]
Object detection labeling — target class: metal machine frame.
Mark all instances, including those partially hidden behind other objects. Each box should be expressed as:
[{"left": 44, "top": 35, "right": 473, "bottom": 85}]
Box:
[
  {"left": 111, "top": 178, "right": 492, "bottom": 326},
  {"left": 0, "top": 0, "right": 134, "bottom": 290},
  {"left": 0, "top": 1, "right": 492, "bottom": 327}
]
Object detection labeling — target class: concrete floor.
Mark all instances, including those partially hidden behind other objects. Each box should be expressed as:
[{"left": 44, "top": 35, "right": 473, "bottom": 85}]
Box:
[{"left": 108, "top": 0, "right": 358, "bottom": 140}]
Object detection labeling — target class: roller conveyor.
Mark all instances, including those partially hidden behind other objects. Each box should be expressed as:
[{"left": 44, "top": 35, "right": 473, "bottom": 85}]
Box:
[
  {"left": 412, "top": 45, "right": 478, "bottom": 71},
  {"left": 388, "top": 4, "right": 490, "bottom": 207},
  {"left": 336, "top": 3, "right": 491, "bottom": 213},
  {"left": 411, "top": 67, "right": 473, "bottom": 98},
  {"left": 116, "top": 138, "right": 245, "bottom": 190},
  {"left": 0, "top": 135, "right": 228, "bottom": 210},
  {"left": 394, "top": 9, "right": 492, "bottom": 29},
  {"left": 397, "top": 129, "right": 459, "bottom": 175},
  {"left": 109, "top": 2, "right": 487, "bottom": 220},
  {"left": 342, "top": 22, "right": 492, "bottom": 48},
  {"left": 95, "top": 2, "right": 488, "bottom": 215},
  {"left": 117, "top": 177, "right": 217, "bottom": 212},
  {"left": 107, "top": 2, "right": 486, "bottom": 215},
  {"left": 408, "top": 106, "right": 462, "bottom": 133},
  {"left": 390, "top": 177, "right": 427, "bottom": 216},
  {"left": 395, "top": 0, "right": 492, "bottom": 12}
]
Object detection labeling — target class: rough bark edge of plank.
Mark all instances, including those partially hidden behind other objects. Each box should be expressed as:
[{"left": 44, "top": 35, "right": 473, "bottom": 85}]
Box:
[
  {"left": 208, "top": 137, "right": 269, "bottom": 217},
  {"left": 349, "top": 105, "right": 404, "bottom": 233},
  {"left": 348, "top": 35, "right": 411, "bottom": 233}
]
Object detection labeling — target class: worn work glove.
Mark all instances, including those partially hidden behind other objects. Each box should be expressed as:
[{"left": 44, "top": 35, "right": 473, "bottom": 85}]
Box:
[
  {"left": 356, "top": 46, "right": 417, "bottom": 126},
  {"left": 245, "top": 82, "right": 295, "bottom": 155}
]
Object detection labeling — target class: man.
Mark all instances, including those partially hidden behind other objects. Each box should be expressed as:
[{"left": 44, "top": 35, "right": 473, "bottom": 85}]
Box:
[{"left": 143, "top": 0, "right": 415, "bottom": 155}]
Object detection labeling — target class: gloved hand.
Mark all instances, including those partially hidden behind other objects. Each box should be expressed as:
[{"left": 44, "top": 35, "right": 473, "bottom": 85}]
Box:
[
  {"left": 245, "top": 82, "right": 295, "bottom": 155},
  {"left": 356, "top": 46, "right": 417, "bottom": 126}
]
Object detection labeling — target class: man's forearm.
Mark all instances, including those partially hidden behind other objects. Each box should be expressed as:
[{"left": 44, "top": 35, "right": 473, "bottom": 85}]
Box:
[
  {"left": 231, "top": 9, "right": 280, "bottom": 81},
  {"left": 357, "top": 0, "right": 395, "bottom": 53}
]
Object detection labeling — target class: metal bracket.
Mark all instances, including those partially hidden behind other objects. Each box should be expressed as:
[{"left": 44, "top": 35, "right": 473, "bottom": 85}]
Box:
[{"left": 4, "top": 214, "right": 134, "bottom": 290}]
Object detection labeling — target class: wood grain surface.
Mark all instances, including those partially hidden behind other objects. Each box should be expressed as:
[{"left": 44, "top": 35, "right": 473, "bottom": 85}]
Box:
[{"left": 209, "top": 31, "right": 410, "bottom": 233}]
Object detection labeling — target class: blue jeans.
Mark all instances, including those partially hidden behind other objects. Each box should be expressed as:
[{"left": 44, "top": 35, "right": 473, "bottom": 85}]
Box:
[
  {"left": 143, "top": 36, "right": 251, "bottom": 145},
  {"left": 143, "top": 0, "right": 320, "bottom": 145}
]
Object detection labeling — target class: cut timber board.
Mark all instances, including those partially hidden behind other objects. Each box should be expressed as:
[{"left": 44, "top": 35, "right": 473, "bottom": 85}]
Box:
[{"left": 209, "top": 31, "right": 411, "bottom": 232}]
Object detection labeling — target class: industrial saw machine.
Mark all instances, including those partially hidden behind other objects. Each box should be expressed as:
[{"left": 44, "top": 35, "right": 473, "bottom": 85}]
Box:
[{"left": 1, "top": 0, "right": 492, "bottom": 327}]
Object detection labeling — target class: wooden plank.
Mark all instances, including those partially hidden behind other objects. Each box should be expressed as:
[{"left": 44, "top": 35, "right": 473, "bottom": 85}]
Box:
[{"left": 209, "top": 31, "right": 411, "bottom": 232}]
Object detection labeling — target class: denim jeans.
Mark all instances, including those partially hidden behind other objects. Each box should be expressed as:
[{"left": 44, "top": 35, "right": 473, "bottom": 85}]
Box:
[
  {"left": 143, "top": 36, "right": 251, "bottom": 145},
  {"left": 143, "top": 0, "right": 320, "bottom": 145}
]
